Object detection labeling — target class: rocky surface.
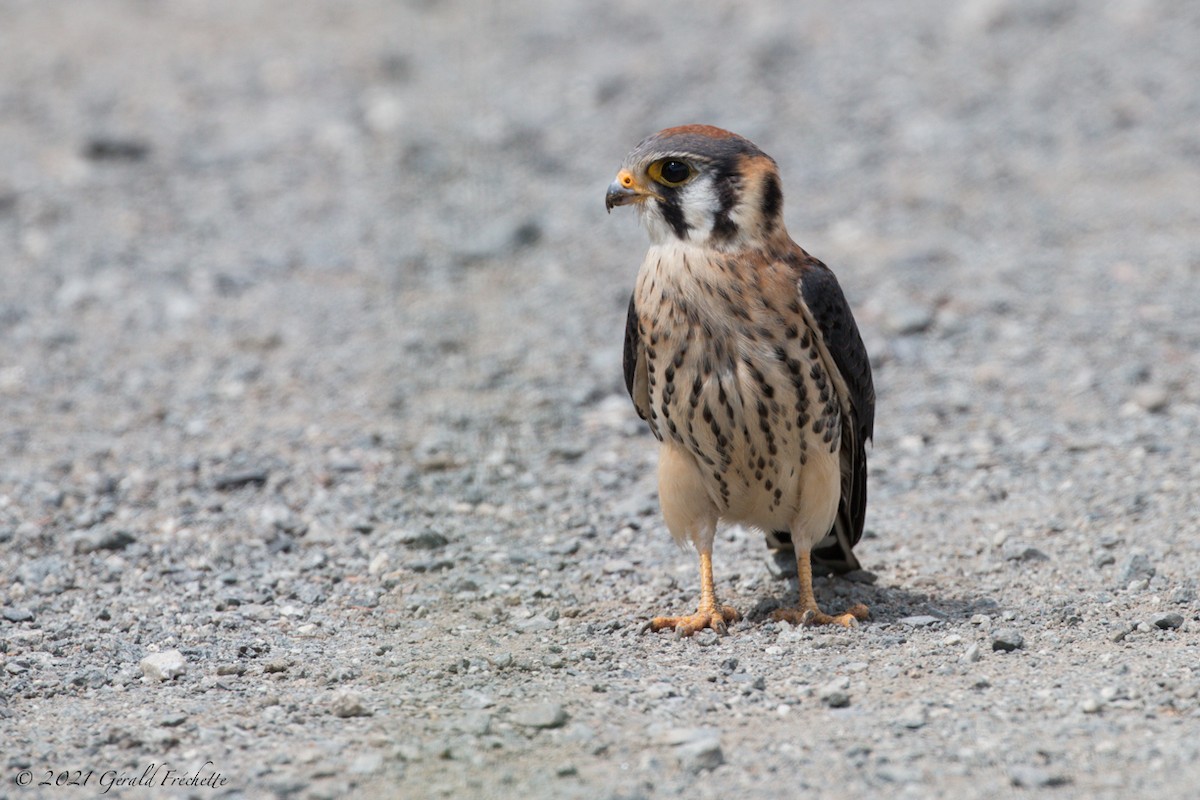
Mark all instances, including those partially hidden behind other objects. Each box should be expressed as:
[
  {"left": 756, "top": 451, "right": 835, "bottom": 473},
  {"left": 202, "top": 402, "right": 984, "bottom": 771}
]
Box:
[{"left": 1, "top": 1, "right": 1199, "bottom": 798}]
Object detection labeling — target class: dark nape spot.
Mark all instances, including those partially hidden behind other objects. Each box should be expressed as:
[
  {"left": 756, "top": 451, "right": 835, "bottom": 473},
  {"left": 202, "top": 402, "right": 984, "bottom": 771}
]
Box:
[{"left": 760, "top": 172, "right": 783, "bottom": 222}]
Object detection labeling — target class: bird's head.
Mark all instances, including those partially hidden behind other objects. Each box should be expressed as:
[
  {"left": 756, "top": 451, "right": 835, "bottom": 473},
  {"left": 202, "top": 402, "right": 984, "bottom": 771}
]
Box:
[{"left": 606, "top": 125, "right": 787, "bottom": 250}]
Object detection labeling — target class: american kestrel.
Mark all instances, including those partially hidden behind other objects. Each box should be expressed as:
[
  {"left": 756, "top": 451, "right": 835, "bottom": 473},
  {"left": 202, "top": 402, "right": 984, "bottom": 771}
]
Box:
[{"left": 606, "top": 125, "right": 875, "bottom": 635}]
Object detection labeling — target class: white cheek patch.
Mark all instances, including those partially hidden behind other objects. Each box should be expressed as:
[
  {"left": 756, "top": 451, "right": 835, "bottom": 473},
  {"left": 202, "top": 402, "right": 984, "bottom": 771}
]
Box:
[{"left": 680, "top": 176, "right": 719, "bottom": 241}]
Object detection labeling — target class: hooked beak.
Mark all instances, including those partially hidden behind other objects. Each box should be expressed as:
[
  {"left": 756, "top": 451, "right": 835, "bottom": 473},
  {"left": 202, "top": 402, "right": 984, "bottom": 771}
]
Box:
[{"left": 605, "top": 168, "right": 653, "bottom": 212}]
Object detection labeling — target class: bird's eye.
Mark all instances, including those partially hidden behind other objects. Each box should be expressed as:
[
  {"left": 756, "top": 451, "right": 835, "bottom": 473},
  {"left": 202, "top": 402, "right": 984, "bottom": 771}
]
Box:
[{"left": 649, "top": 159, "right": 693, "bottom": 187}]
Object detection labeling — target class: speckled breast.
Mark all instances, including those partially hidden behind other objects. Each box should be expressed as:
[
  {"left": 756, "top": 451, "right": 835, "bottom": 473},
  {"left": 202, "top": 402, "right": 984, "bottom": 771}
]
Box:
[{"left": 636, "top": 246, "right": 843, "bottom": 527}]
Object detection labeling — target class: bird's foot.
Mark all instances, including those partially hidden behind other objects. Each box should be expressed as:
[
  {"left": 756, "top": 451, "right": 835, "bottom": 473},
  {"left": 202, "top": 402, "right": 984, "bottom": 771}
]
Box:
[
  {"left": 648, "top": 605, "right": 740, "bottom": 637},
  {"left": 772, "top": 602, "right": 869, "bottom": 628}
]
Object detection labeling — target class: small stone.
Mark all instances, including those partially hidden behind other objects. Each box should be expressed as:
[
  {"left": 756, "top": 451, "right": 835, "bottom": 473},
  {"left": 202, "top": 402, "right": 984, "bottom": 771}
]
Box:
[
  {"left": 602, "top": 559, "right": 634, "bottom": 574},
  {"left": 1009, "top": 766, "right": 1071, "bottom": 788},
  {"left": 661, "top": 728, "right": 724, "bottom": 773},
  {"left": 368, "top": 552, "right": 390, "bottom": 575},
  {"left": 2, "top": 607, "right": 34, "bottom": 623},
  {"left": 457, "top": 712, "right": 492, "bottom": 736},
  {"left": 160, "top": 713, "right": 188, "bottom": 727},
  {"left": 212, "top": 469, "right": 269, "bottom": 491},
  {"left": 515, "top": 614, "right": 556, "bottom": 633},
  {"left": 1002, "top": 542, "right": 1049, "bottom": 562},
  {"left": 1153, "top": 613, "right": 1184, "bottom": 630},
  {"left": 555, "top": 763, "right": 579, "bottom": 778},
  {"left": 898, "top": 615, "right": 940, "bottom": 628},
  {"left": 140, "top": 650, "right": 187, "bottom": 681},
  {"left": 991, "top": 628, "right": 1024, "bottom": 652},
  {"left": 895, "top": 703, "right": 927, "bottom": 729},
  {"left": 72, "top": 528, "right": 137, "bottom": 554},
  {"left": 885, "top": 302, "right": 934, "bottom": 335},
  {"left": 1117, "top": 553, "right": 1155, "bottom": 585},
  {"left": 331, "top": 690, "right": 372, "bottom": 718},
  {"left": 961, "top": 643, "right": 982, "bottom": 663},
  {"left": 818, "top": 678, "right": 851, "bottom": 708},
  {"left": 1080, "top": 697, "right": 1103, "bottom": 714},
  {"left": 348, "top": 753, "right": 383, "bottom": 775},
  {"left": 66, "top": 669, "right": 108, "bottom": 688},
  {"left": 83, "top": 137, "right": 150, "bottom": 161},
  {"left": 461, "top": 690, "right": 495, "bottom": 709},
  {"left": 693, "top": 629, "right": 720, "bottom": 647},
  {"left": 512, "top": 703, "right": 568, "bottom": 730},
  {"left": 1131, "top": 385, "right": 1169, "bottom": 413},
  {"left": 398, "top": 529, "right": 449, "bottom": 550}
]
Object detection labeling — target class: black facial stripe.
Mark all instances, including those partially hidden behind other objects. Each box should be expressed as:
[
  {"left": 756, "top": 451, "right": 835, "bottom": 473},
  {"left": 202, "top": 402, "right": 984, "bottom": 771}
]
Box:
[
  {"left": 710, "top": 161, "right": 742, "bottom": 242},
  {"left": 759, "top": 172, "right": 783, "bottom": 229},
  {"left": 659, "top": 196, "right": 691, "bottom": 239}
]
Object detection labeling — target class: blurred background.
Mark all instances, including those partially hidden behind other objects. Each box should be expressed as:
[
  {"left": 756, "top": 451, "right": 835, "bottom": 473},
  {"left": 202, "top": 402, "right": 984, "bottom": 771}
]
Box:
[{"left": 1, "top": 1, "right": 1197, "bottom": 479}]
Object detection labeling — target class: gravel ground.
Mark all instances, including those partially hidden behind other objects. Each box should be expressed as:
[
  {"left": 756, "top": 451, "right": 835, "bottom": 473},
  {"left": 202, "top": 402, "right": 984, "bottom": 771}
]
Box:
[{"left": 2, "top": 2, "right": 1199, "bottom": 798}]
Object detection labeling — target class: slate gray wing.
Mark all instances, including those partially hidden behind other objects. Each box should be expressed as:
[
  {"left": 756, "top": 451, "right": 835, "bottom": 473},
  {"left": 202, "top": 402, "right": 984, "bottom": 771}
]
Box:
[
  {"left": 622, "top": 293, "right": 651, "bottom": 422},
  {"left": 800, "top": 260, "right": 875, "bottom": 565}
]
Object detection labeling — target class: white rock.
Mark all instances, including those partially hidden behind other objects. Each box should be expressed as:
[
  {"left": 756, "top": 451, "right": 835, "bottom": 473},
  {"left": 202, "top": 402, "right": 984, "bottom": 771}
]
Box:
[{"left": 140, "top": 650, "right": 187, "bottom": 682}]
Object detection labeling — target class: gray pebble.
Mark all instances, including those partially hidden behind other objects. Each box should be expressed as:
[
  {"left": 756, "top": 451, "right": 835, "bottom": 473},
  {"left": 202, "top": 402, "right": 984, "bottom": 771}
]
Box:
[
  {"left": 515, "top": 614, "right": 556, "bottom": 633},
  {"left": 348, "top": 752, "right": 383, "bottom": 775},
  {"left": 212, "top": 469, "right": 269, "bottom": 491},
  {"left": 1131, "top": 384, "right": 1169, "bottom": 413},
  {"left": 67, "top": 669, "right": 108, "bottom": 688},
  {"left": 2, "top": 607, "right": 34, "bottom": 623},
  {"left": 895, "top": 703, "right": 927, "bottom": 729},
  {"left": 1117, "top": 553, "right": 1155, "bottom": 585},
  {"left": 818, "top": 678, "right": 851, "bottom": 708},
  {"left": 898, "top": 615, "right": 940, "bottom": 627},
  {"left": 1009, "top": 766, "right": 1071, "bottom": 788},
  {"left": 140, "top": 650, "right": 187, "bottom": 681},
  {"left": 398, "top": 529, "right": 449, "bottom": 550},
  {"left": 1109, "top": 623, "right": 1134, "bottom": 643},
  {"left": 1154, "top": 613, "right": 1184, "bottom": 630},
  {"left": 330, "top": 690, "right": 372, "bottom": 718},
  {"left": 512, "top": 703, "right": 568, "bottom": 730},
  {"left": 961, "top": 643, "right": 982, "bottom": 663},
  {"left": 456, "top": 712, "right": 492, "bottom": 736},
  {"left": 693, "top": 629, "right": 720, "bottom": 646},
  {"left": 885, "top": 302, "right": 934, "bottom": 335},
  {"left": 661, "top": 728, "right": 724, "bottom": 773},
  {"left": 72, "top": 528, "right": 137, "bottom": 554},
  {"left": 991, "top": 629, "right": 1025, "bottom": 652},
  {"left": 1002, "top": 542, "right": 1049, "bottom": 562},
  {"left": 460, "top": 690, "right": 495, "bottom": 709}
]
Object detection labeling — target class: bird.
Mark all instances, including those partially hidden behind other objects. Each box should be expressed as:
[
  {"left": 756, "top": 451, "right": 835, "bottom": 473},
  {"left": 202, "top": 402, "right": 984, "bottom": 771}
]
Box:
[{"left": 605, "top": 124, "right": 875, "bottom": 635}]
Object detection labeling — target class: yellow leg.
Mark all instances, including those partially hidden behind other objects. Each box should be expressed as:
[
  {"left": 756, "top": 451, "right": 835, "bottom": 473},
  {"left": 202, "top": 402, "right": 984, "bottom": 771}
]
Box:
[
  {"left": 650, "top": 550, "right": 739, "bottom": 636},
  {"left": 771, "top": 547, "right": 868, "bottom": 628}
]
